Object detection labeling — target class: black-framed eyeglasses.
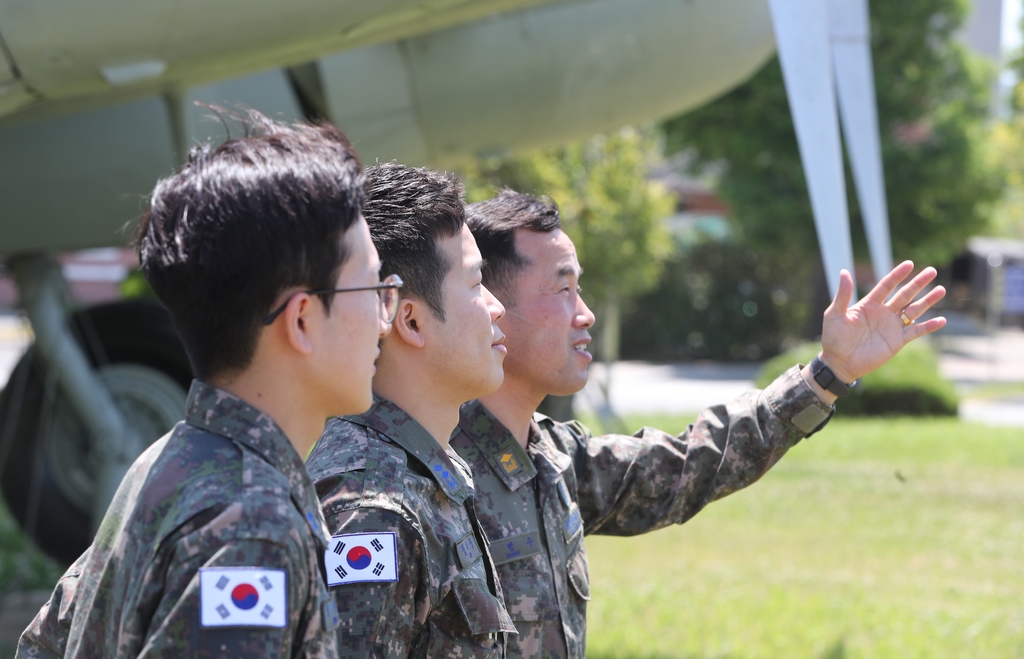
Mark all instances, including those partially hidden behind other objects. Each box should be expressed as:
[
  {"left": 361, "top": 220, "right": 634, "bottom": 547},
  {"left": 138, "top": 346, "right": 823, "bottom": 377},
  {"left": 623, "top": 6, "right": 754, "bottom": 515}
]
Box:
[{"left": 262, "top": 273, "right": 404, "bottom": 326}]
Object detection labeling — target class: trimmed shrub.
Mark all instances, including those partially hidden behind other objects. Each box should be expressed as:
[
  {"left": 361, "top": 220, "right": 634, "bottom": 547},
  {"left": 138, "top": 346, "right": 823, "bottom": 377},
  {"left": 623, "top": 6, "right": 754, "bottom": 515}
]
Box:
[
  {"left": 756, "top": 341, "right": 959, "bottom": 416},
  {"left": 620, "top": 241, "right": 793, "bottom": 362}
]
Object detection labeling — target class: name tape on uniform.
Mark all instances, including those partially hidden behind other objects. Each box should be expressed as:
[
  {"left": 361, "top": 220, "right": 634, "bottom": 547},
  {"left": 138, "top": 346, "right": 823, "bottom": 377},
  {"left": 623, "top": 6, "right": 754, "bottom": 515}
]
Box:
[
  {"left": 325, "top": 532, "right": 398, "bottom": 586},
  {"left": 199, "top": 567, "right": 287, "bottom": 628}
]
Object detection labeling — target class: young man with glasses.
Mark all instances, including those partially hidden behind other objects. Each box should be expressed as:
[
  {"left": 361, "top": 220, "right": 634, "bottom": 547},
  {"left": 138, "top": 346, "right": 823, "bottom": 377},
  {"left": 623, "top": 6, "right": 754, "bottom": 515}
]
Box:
[
  {"left": 18, "top": 116, "right": 391, "bottom": 658},
  {"left": 306, "top": 163, "right": 516, "bottom": 659},
  {"left": 262, "top": 274, "right": 403, "bottom": 326},
  {"left": 451, "top": 189, "right": 947, "bottom": 659}
]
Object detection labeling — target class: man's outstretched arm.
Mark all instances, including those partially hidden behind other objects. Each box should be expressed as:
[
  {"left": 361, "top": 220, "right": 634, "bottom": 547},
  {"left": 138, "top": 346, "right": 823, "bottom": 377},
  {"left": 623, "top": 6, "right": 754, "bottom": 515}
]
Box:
[{"left": 567, "top": 261, "right": 945, "bottom": 535}]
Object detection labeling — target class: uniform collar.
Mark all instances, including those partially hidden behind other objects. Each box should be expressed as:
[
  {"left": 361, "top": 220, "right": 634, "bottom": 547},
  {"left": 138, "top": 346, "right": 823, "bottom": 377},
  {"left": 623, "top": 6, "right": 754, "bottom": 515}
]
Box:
[
  {"left": 184, "top": 380, "right": 330, "bottom": 542},
  {"left": 344, "top": 396, "right": 470, "bottom": 505},
  {"left": 527, "top": 413, "right": 574, "bottom": 475},
  {"left": 458, "top": 400, "right": 538, "bottom": 492}
]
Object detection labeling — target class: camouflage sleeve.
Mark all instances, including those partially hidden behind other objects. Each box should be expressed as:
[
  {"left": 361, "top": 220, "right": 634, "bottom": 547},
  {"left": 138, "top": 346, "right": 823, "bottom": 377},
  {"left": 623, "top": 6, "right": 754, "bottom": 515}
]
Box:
[
  {"left": 16, "top": 555, "right": 85, "bottom": 658},
  {"left": 136, "top": 537, "right": 322, "bottom": 658},
  {"left": 575, "top": 364, "right": 833, "bottom": 536},
  {"left": 324, "top": 507, "right": 427, "bottom": 659}
]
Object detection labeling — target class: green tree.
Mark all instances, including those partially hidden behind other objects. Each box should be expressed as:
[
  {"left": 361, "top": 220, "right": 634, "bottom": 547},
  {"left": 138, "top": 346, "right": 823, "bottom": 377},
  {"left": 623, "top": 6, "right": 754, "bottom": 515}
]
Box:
[
  {"left": 662, "top": 0, "right": 1000, "bottom": 283},
  {"left": 620, "top": 240, "right": 794, "bottom": 362},
  {"left": 989, "top": 23, "right": 1024, "bottom": 241},
  {"left": 990, "top": 105, "right": 1024, "bottom": 240},
  {"left": 461, "top": 126, "right": 674, "bottom": 361}
]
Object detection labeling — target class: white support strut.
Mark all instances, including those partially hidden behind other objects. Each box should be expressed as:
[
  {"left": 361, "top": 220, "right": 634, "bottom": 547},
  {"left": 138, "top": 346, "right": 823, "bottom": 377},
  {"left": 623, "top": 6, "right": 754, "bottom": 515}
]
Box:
[
  {"left": 766, "top": 0, "right": 858, "bottom": 299},
  {"left": 829, "top": 0, "right": 893, "bottom": 281}
]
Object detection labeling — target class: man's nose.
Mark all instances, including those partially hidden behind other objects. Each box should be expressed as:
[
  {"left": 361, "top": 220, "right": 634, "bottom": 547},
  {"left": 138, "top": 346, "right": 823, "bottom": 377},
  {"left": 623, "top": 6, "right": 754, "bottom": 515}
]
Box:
[
  {"left": 483, "top": 285, "right": 506, "bottom": 322},
  {"left": 575, "top": 295, "right": 595, "bottom": 329}
]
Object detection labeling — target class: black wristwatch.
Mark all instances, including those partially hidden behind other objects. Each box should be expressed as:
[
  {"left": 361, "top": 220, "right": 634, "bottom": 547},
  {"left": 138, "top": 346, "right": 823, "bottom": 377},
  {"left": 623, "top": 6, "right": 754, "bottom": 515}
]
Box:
[{"left": 809, "top": 355, "right": 856, "bottom": 397}]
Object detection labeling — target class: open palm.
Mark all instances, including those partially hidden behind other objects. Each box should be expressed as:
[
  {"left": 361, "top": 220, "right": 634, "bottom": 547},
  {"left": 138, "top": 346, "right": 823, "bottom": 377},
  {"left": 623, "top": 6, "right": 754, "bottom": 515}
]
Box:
[{"left": 820, "top": 261, "right": 946, "bottom": 384}]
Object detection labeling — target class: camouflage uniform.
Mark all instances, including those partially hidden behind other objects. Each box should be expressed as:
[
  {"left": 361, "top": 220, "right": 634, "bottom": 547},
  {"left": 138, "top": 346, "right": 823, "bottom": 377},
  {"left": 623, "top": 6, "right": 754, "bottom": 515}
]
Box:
[
  {"left": 306, "top": 396, "right": 516, "bottom": 659},
  {"left": 17, "top": 381, "right": 339, "bottom": 659},
  {"left": 450, "top": 365, "right": 833, "bottom": 659}
]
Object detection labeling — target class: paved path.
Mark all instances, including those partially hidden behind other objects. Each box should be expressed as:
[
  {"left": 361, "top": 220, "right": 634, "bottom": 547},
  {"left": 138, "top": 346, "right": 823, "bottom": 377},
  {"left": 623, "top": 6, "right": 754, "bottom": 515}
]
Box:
[
  {"left": 2, "top": 313, "right": 1022, "bottom": 427},
  {"left": 939, "top": 328, "right": 1024, "bottom": 428},
  {"left": 578, "top": 326, "right": 1024, "bottom": 428},
  {"left": 578, "top": 361, "right": 757, "bottom": 416}
]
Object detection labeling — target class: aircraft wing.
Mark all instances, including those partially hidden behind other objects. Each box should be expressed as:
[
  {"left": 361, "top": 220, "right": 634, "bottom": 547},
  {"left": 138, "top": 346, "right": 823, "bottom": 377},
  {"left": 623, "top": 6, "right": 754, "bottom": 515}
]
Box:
[
  {"left": 0, "top": 0, "right": 560, "bottom": 121},
  {"left": 0, "top": 0, "right": 775, "bottom": 254}
]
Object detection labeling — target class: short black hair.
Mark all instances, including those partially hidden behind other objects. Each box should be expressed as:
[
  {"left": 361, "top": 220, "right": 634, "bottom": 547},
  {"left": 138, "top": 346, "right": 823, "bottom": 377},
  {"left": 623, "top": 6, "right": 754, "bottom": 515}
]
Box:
[
  {"left": 465, "top": 189, "right": 561, "bottom": 304},
  {"left": 136, "top": 112, "right": 365, "bottom": 380},
  {"left": 363, "top": 162, "right": 464, "bottom": 321}
]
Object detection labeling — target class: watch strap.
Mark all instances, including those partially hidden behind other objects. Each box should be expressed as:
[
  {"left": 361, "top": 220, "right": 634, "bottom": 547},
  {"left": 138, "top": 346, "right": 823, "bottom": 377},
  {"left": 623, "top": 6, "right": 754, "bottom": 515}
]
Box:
[{"left": 810, "top": 355, "right": 855, "bottom": 398}]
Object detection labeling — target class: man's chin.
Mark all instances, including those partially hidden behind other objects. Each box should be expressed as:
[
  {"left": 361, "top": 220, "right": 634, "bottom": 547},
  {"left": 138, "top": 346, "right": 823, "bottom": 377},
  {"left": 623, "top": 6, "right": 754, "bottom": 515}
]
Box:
[
  {"left": 473, "top": 367, "right": 506, "bottom": 400},
  {"left": 546, "top": 373, "right": 589, "bottom": 398}
]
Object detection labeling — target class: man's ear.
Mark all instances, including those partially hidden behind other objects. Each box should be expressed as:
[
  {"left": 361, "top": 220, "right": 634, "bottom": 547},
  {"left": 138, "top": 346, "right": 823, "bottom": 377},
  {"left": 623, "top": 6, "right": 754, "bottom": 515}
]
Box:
[
  {"left": 389, "top": 297, "right": 427, "bottom": 349},
  {"left": 282, "top": 293, "right": 316, "bottom": 356}
]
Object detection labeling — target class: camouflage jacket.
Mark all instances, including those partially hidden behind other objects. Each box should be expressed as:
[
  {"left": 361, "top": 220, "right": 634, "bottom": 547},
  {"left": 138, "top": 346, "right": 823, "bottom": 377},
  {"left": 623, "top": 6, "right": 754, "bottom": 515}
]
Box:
[
  {"left": 450, "top": 365, "right": 833, "bottom": 659},
  {"left": 17, "top": 380, "right": 339, "bottom": 659},
  {"left": 306, "top": 396, "right": 516, "bottom": 659}
]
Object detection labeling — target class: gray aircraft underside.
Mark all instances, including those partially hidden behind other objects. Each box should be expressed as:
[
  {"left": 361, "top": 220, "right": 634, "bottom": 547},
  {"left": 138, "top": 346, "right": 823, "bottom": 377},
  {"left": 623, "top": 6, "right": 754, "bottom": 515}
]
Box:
[
  {"left": 0, "top": 0, "right": 892, "bottom": 563},
  {"left": 0, "top": 0, "right": 775, "bottom": 254}
]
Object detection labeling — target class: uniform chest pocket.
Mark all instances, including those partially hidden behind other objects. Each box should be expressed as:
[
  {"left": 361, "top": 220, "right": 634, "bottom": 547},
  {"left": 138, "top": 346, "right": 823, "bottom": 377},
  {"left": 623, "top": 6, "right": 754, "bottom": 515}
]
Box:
[
  {"left": 451, "top": 578, "right": 518, "bottom": 635},
  {"left": 496, "top": 556, "right": 561, "bottom": 623},
  {"left": 566, "top": 545, "right": 591, "bottom": 601},
  {"left": 425, "top": 577, "right": 517, "bottom": 659}
]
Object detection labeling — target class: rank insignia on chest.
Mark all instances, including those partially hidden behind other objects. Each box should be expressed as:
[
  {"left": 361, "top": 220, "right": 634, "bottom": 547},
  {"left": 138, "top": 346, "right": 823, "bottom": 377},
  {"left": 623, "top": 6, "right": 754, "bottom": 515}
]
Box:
[
  {"left": 427, "top": 455, "right": 464, "bottom": 498},
  {"left": 499, "top": 452, "right": 520, "bottom": 474},
  {"left": 325, "top": 532, "right": 399, "bottom": 586},
  {"left": 199, "top": 567, "right": 287, "bottom": 628}
]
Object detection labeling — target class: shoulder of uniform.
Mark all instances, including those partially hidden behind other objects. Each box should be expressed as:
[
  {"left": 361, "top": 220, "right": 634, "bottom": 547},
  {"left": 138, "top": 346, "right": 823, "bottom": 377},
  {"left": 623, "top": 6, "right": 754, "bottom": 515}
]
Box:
[
  {"left": 369, "top": 458, "right": 471, "bottom": 544},
  {"left": 308, "top": 417, "right": 407, "bottom": 478},
  {"left": 146, "top": 425, "right": 245, "bottom": 528},
  {"left": 310, "top": 419, "right": 411, "bottom": 518},
  {"left": 212, "top": 442, "right": 311, "bottom": 545},
  {"left": 532, "top": 411, "right": 554, "bottom": 427},
  {"left": 534, "top": 414, "right": 592, "bottom": 447},
  {"left": 563, "top": 418, "right": 593, "bottom": 441},
  {"left": 168, "top": 506, "right": 311, "bottom": 572},
  {"left": 118, "top": 426, "right": 314, "bottom": 563},
  {"left": 322, "top": 488, "right": 428, "bottom": 557},
  {"left": 327, "top": 504, "right": 420, "bottom": 539}
]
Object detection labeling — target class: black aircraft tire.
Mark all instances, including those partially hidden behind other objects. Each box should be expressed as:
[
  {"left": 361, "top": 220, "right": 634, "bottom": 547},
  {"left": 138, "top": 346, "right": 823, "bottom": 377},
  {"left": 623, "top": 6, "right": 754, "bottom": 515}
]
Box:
[{"left": 0, "top": 299, "right": 192, "bottom": 566}]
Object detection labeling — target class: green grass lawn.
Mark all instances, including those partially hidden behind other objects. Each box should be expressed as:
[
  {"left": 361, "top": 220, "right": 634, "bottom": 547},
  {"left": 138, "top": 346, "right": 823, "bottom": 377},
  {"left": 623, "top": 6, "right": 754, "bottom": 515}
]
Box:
[
  {"left": 1, "top": 416, "right": 1021, "bottom": 656},
  {"left": 583, "top": 416, "right": 1024, "bottom": 659}
]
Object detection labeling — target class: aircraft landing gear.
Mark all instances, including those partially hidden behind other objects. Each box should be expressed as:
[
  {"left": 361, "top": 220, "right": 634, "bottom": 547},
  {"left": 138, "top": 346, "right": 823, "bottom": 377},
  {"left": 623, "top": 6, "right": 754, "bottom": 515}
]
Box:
[{"left": 0, "top": 256, "right": 191, "bottom": 565}]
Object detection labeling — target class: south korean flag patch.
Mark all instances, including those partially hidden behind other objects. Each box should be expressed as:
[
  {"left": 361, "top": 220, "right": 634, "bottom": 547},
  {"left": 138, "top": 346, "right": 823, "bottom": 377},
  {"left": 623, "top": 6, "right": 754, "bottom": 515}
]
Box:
[
  {"left": 325, "top": 532, "right": 398, "bottom": 586},
  {"left": 199, "top": 567, "right": 287, "bottom": 628}
]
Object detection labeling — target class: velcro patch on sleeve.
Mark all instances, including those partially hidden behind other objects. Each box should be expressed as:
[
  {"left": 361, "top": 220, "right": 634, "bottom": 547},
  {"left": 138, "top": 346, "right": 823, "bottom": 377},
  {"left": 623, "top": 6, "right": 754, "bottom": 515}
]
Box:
[
  {"left": 199, "top": 567, "right": 287, "bottom": 628},
  {"left": 325, "top": 532, "right": 398, "bottom": 586},
  {"left": 791, "top": 404, "right": 832, "bottom": 435}
]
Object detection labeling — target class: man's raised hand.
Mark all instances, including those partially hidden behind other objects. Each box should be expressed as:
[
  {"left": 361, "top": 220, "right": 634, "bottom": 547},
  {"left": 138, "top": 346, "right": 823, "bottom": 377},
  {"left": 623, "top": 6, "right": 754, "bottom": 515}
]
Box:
[{"left": 819, "top": 261, "right": 946, "bottom": 384}]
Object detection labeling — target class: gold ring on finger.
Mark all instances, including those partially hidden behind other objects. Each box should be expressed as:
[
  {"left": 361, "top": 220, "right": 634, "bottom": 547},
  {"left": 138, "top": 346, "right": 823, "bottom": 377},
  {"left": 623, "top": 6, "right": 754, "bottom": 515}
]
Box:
[{"left": 898, "top": 310, "right": 913, "bottom": 327}]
